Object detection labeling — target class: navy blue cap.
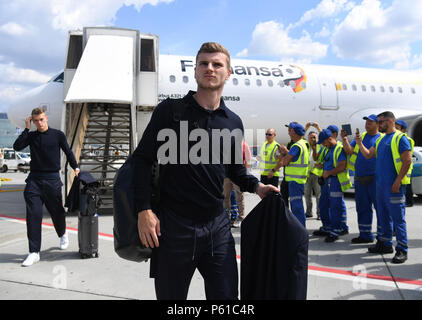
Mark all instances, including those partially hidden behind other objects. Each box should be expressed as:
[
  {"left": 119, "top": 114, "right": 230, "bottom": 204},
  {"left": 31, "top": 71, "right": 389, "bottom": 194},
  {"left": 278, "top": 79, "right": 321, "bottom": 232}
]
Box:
[
  {"left": 317, "top": 129, "right": 333, "bottom": 144},
  {"left": 396, "top": 119, "right": 408, "bottom": 129},
  {"left": 327, "top": 125, "right": 339, "bottom": 133},
  {"left": 363, "top": 114, "right": 379, "bottom": 122},
  {"left": 285, "top": 122, "right": 306, "bottom": 136}
]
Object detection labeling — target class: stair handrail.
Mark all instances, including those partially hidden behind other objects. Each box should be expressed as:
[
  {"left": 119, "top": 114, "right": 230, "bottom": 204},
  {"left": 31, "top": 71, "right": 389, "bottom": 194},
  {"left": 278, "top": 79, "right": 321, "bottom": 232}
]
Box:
[{"left": 64, "top": 103, "right": 86, "bottom": 196}]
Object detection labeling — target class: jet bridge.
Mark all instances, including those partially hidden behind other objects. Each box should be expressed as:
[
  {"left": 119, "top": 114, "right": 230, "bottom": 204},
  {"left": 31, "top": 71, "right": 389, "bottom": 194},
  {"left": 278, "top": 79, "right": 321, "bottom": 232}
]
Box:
[{"left": 62, "top": 27, "right": 159, "bottom": 209}]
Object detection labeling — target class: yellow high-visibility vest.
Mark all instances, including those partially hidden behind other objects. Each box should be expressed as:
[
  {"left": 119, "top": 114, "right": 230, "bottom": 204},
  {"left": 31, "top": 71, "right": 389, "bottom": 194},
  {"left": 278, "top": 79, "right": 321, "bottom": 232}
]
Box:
[
  {"left": 259, "top": 140, "right": 281, "bottom": 177},
  {"left": 311, "top": 145, "right": 328, "bottom": 177},
  {"left": 347, "top": 132, "right": 367, "bottom": 171},
  {"left": 375, "top": 131, "right": 412, "bottom": 185},
  {"left": 285, "top": 139, "right": 310, "bottom": 184},
  {"left": 310, "top": 144, "right": 323, "bottom": 176},
  {"left": 332, "top": 143, "right": 352, "bottom": 192}
]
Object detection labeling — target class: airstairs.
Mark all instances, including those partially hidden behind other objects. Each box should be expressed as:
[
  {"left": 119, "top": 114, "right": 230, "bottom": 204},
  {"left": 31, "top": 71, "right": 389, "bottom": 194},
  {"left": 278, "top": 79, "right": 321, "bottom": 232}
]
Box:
[{"left": 62, "top": 27, "right": 158, "bottom": 212}]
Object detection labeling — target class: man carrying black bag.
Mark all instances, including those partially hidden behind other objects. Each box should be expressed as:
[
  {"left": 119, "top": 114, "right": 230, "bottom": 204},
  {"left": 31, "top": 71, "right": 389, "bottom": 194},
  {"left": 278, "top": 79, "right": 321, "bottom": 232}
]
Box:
[{"left": 131, "top": 42, "right": 278, "bottom": 300}]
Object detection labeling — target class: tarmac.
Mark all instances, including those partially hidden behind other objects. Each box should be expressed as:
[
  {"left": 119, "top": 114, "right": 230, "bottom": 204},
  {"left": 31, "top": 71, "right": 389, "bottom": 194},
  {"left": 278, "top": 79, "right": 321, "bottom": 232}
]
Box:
[{"left": 1, "top": 170, "right": 421, "bottom": 301}]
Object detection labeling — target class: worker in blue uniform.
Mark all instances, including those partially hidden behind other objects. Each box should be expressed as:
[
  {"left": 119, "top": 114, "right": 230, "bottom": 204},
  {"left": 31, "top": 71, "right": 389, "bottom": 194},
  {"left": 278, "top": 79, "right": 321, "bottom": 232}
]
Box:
[
  {"left": 341, "top": 114, "right": 381, "bottom": 243},
  {"left": 356, "top": 111, "right": 412, "bottom": 264},
  {"left": 315, "top": 129, "right": 351, "bottom": 242},
  {"left": 395, "top": 119, "right": 415, "bottom": 207},
  {"left": 275, "top": 122, "right": 309, "bottom": 227}
]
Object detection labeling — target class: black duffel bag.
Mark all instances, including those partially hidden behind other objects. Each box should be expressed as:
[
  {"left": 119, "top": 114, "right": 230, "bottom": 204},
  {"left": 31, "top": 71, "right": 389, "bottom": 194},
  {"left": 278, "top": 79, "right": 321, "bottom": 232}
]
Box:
[{"left": 113, "top": 155, "right": 156, "bottom": 262}]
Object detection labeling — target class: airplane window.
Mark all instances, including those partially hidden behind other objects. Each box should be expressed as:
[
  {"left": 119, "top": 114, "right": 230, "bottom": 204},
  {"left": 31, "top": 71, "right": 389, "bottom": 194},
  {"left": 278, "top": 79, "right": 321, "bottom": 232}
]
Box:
[
  {"left": 169, "top": 75, "right": 176, "bottom": 83},
  {"left": 371, "top": 85, "right": 376, "bottom": 92},
  {"left": 256, "top": 79, "right": 262, "bottom": 87},
  {"left": 342, "top": 84, "right": 347, "bottom": 90},
  {"left": 233, "top": 78, "right": 238, "bottom": 86},
  {"left": 183, "top": 76, "right": 189, "bottom": 83},
  {"left": 54, "top": 72, "right": 64, "bottom": 83},
  {"left": 389, "top": 86, "right": 394, "bottom": 93},
  {"left": 245, "top": 79, "right": 250, "bottom": 86},
  {"left": 380, "top": 86, "right": 385, "bottom": 92},
  {"left": 411, "top": 88, "right": 416, "bottom": 94},
  {"left": 268, "top": 80, "right": 273, "bottom": 87},
  {"left": 361, "top": 85, "right": 367, "bottom": 92},
  {"left": 398, "top": 87, "right": 403, "bottom": 93},
  {"left": 352, "top": 84, "right": 357, "bottom": 91}
]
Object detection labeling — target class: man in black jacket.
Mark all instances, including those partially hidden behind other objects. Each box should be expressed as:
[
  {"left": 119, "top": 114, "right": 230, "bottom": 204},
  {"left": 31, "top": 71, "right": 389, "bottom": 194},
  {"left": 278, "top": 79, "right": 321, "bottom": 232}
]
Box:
[
  {"left": 14, "top": 107, "right": 79, "bottom": 266},
  {"left": 132, "top": 42, "right": 278, "bottom": 299}
]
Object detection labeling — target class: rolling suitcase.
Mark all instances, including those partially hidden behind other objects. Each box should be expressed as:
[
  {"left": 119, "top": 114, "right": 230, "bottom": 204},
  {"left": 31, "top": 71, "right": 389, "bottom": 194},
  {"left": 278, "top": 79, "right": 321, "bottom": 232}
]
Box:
[{"left": 78, "top": 178, "right": 101, "bottom": 259}]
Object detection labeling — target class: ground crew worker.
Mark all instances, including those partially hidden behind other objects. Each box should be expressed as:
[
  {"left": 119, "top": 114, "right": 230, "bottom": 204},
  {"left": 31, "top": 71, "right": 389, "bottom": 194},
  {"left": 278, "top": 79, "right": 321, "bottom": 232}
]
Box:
[
  {"left": 276, "top": 122, "right": 309, "bottom": 227},
  {"left": 341, "top": 114, "right": 381, "bottom": 244},
  {"left": 356, "top": 111, "right": 411, "bottom": 264},
  {"left": 395, "top": 120, "right": 415, "bottom": 207},
  {"left": 315, "top": 129, "right": 351, "bottom": 242},
  {"left": 304, "top": 131, "right": 321, "bottom": 219},
  {"left": 259, "top": 128, "right": 282, "bottom": 187},
  {"left": 327, "top": 125, "right": 339, "bottom": 140},
  {"left": 13, "top": 107, "right": 80, "bottom": 267}
]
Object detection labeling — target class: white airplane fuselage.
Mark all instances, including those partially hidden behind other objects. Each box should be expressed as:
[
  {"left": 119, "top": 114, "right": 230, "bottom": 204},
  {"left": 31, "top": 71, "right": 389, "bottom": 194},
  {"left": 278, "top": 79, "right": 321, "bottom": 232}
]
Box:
[{"left": 7, "top": 54, "right": 422, "bottom": 147}]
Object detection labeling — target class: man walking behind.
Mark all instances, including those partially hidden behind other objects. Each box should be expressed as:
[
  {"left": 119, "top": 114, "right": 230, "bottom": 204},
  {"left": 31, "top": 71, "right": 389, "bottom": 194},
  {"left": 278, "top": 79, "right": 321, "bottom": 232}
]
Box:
[{"left": 14, "top": 107, "right": 80, "bottom": 266}]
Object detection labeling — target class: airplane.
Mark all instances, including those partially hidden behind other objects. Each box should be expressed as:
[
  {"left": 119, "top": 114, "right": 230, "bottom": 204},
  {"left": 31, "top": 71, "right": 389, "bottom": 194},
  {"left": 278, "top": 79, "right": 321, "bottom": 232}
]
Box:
[
  {"left": 7, "top": 55, "right": 422, "bottom": 148},
  {"left": 5, "top": 28, "right": 422, "bottom": 197}
]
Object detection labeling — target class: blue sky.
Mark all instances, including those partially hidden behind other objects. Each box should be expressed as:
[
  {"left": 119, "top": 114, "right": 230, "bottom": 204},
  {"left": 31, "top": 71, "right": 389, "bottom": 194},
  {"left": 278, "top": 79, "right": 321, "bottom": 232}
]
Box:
[{"left": 1, "top": 0, "right": 422, "bottom": 112}]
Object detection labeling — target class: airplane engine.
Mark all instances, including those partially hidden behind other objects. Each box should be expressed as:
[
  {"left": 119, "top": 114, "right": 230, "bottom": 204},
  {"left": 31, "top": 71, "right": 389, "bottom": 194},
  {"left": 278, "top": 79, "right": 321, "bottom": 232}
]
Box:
[{"left": 410, "top": 117, "right": 422, "bottom": 147}]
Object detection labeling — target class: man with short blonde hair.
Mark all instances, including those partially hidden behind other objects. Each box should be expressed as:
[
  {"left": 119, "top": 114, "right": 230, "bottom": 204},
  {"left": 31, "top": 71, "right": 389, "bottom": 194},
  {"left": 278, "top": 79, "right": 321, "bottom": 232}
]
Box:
[
  {"left": 14, "top": 107, "right": 79, "bottom": 266},
  {"left": 133, "top": 42, "right": 278, "bottom": 299}
]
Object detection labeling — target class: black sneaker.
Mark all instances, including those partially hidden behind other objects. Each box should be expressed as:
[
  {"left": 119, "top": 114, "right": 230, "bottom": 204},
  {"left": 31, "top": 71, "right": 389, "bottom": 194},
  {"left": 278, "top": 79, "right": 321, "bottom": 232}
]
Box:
[
  {"left": 351, "top": 237, "right": 374, "bottom": 244},
  {"left": 324, "top": 235, "right": 339, "bottom": 243},
  {"left": 368, "top": 241, "right": 393, "bottom": 254},
  {"left": 392, "top": 250, "right": 408, "bottom": 264},
  {"left": 313, "top": 228, "right": 329, "bottom": 237},
  {"left": 339, "top": 229, "right": 349, "bottom": 236}
]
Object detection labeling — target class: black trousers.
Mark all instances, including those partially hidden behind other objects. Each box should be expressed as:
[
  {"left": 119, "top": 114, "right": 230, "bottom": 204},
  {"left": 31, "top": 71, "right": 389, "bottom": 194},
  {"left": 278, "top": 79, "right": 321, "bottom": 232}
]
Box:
[
  {"left": 23, "top": 177, "right": 66, "bottom": 253},
  {"left": 150, "top": 207, "right": 238, "bottom": 300}
]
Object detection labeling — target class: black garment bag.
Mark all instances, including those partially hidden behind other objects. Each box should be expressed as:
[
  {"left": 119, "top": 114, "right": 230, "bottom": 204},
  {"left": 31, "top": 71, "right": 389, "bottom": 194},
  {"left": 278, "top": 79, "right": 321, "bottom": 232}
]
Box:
[{"left": 241, "top": 192, "right": 309, "bottom": 300}]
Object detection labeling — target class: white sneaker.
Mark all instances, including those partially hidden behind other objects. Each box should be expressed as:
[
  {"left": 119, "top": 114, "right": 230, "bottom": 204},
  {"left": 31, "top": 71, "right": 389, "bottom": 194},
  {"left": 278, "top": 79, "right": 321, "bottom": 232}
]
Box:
[
  {"left": 22, "top": 252, "right": 40, "bottom": 267},
  {"left": 59, "top": 233, "right": 69, "bottom": 250}
]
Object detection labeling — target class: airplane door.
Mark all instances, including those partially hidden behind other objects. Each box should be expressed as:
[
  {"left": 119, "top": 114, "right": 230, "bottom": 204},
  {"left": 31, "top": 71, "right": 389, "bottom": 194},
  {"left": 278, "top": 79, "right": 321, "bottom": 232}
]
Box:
[{"left": 318, "top": 77, "right": 339, "bottom": 125}]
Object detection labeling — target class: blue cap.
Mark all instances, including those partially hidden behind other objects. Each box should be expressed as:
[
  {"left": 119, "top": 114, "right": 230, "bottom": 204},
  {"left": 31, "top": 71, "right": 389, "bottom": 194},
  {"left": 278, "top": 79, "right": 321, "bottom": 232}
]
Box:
[
  {"left": 327, "top": 125, "right": 339, "bottom": 133},
  {"left": 317, "top": 129, "right": 333, "bottom": 144},
  {"left": 285, "top": 122, "right": 306, "bottom": 136},
  {"left": 363, "top": 114, "right": 378, "bottom": 122},
  {"left": 396, "top": 119, "right": 408, "bottom": 129}
]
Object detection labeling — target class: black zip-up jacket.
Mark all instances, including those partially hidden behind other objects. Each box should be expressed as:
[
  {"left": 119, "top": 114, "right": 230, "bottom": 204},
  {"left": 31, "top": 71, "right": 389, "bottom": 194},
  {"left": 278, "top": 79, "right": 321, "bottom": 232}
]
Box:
[{"left": 132, "top": 91, "right": 259, "bottom": 222}]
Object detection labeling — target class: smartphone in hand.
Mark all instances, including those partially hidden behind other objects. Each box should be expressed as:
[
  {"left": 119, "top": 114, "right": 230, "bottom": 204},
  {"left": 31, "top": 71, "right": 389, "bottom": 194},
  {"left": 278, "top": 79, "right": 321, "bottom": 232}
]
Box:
[{"left": 341, "top": 124, "right": 352, "bottom": 136}]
